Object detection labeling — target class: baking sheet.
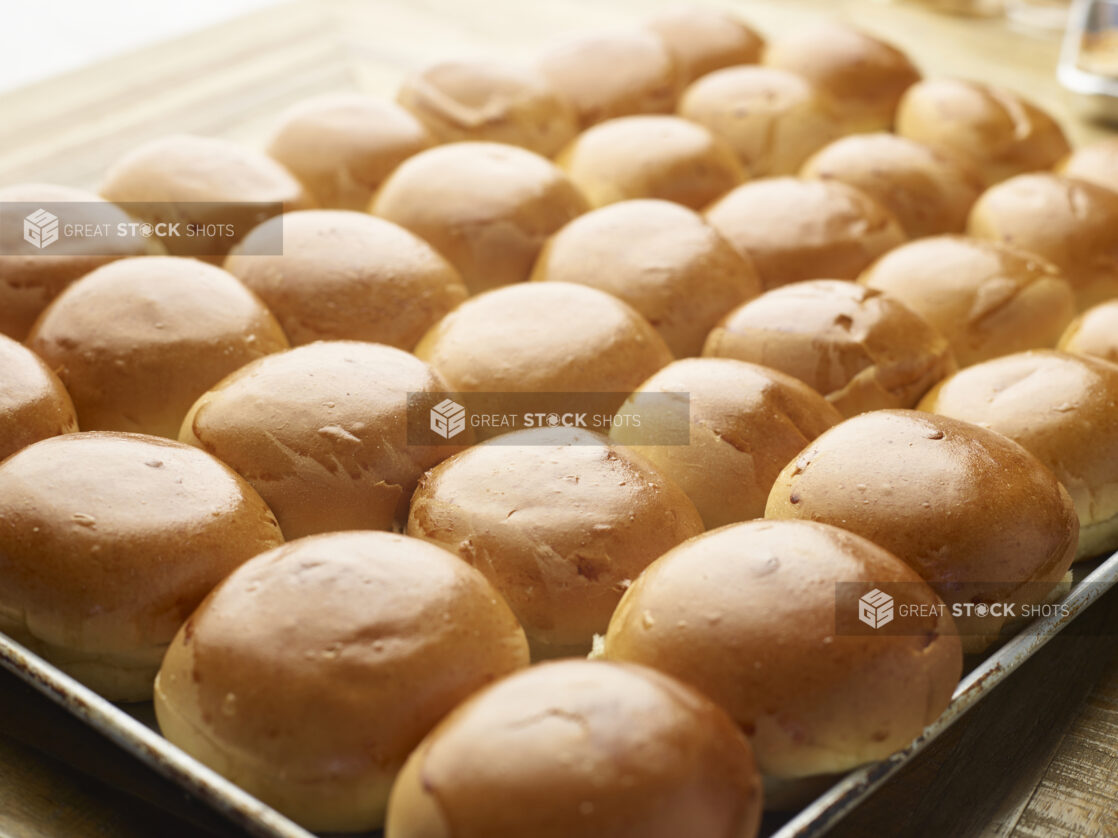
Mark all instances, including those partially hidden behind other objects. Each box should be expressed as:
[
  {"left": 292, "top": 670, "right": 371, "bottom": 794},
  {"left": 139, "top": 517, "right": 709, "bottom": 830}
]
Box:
[
  {"left": 770, "top": 549, "right": 1118, "bottom": 838},
  {"left": 0, "top": 632, "right": 315, "bottom": 838},
  {"left": 1, "top": 549, "right": 1116, "bottom": 838}
]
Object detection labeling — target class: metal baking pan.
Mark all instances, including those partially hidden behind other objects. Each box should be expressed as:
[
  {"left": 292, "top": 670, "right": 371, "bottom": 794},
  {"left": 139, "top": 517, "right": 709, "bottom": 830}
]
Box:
[
  {"left": 1059, "top": 0, "right": 1118, "bottom": 122},
  {"left": 2, "top": 548, "right": 1116, "bottom": 838}
]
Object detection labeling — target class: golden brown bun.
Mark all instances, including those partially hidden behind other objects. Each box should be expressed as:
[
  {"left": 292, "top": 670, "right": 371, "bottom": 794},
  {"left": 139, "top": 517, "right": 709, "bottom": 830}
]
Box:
[
  {"left": 181, "top": 341, "right": 461, "bottom": 540},
  {"left": 407, "top": 427, "right": 703, "bottom": 658},
  {"left": 371, "top": 142, "right": 588, "bottom": 294},
  {"left": 0, "top": 334, "right": 78, "bottom": 463},
  {"left": 27, "top": 257, "right": 289, "bottom": 440},
  {"left": 1057, "top": 136, "right": 1118, "bottom": 195},
  {"left": 646, "top": 5, "right": 764, "bottom": 84},
  {"left": 400, "top": 661, "right": 760, "bottom": 838},
  {"left": 225, "top": 210, "right": 466, "bottom": 349},
  {"left": 763, "top": 23, "right": 920, "bottom": 133},
  {"left": 156, "top": 531, "right": 528, "bottom": 832},
  {"left": 704, "top": 178, "right": 906, "bottom": 289},
  {"left": 895, "top": 79, "right": 1070, "bottom": 186},
  {"left": 703, "top": 281, "right": 954, "bottom": 417},
  {"left": 610, "top": 359, "right": 842, "bottom": 528},
  {"left": 801, "top": 133, "right": 983, "bottom": 238},
  {"left": 414, "top": 282, "right": 673, "bottom": 408},
  {"left": 860, "top": 236, "right": 1075, "bottom": 368},
  {"left": 0, "top": 184, "right": 155, "bottom": 341},
  {"left": 919, "top": 350, "right": 1118, "bottom": 561},
  {"left": 1059, "top": 300, "right": 1118, "bottom": 365},
  {"left": 100, "top": 134, "right": 313, "bottom": 261},
  {"left": 536, "top": 29, "right": 682, "bottom": 128},
  {"left": 0, "top": 432, "right": 282, "bottom": 701},
  {"left": 555, "top": 115, "right": 745, "bottom": 210},
  {"left": 386, "top": 659, "right": 762, "bottom": 838},
  {"left": 530, "top": 199, "right": 760, "bottom": 356},
  {"left": 603, "top": 520, "right": 961, "bottom": 779},
  {"left": 678, "top": 66, "right": 844, "bottom": 178},
  {"left": 966, "top": 173, "right": 1118, "bottom": 310},
  {"left": 267, "top": 93, "right": 433, "bottom": 210},
  {"left": 765, "top": 410, "right": 1078, "bottom": 650},
  {"left": 397, "top": 60, "right": 577, "bottom": 157}
]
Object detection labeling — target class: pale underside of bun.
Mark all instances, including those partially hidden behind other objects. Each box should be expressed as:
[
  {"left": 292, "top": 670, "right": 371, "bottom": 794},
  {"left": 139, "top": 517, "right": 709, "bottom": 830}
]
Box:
[
  {"left": 0, "top": 607, "right": 165, "bottom": 702},
  {"left": 155, "top": 644, "right": 396, "bottom": 832}
]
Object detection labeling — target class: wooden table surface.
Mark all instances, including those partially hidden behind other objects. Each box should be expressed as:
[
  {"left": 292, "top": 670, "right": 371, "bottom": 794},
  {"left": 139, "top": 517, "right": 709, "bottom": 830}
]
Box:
[{"left": 1, "top": 1, "right": 1116, "bottom": 836}]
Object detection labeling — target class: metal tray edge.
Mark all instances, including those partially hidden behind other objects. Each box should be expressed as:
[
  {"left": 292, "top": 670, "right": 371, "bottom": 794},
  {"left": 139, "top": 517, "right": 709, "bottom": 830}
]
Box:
[
  {"left": 0, "top": 632, "right": 314, "bottom": 838},
  {"left": 2, "top": 551, "right": 1116, "bottom": 838},
  {"left": 771, "top": 549, "right": 1118, "bottom": 838}
]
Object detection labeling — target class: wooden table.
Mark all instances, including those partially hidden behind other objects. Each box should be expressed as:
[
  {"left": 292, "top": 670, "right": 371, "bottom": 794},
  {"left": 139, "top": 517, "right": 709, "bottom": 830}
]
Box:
[{"left": 1, "top": 1, "right": 1116, "bottom": 836}]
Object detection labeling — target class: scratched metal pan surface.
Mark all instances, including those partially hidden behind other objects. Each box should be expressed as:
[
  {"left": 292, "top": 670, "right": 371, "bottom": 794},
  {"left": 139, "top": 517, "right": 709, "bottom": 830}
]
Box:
[{"left": 1, "top": 549, "right": 1116, "bottom": 838}]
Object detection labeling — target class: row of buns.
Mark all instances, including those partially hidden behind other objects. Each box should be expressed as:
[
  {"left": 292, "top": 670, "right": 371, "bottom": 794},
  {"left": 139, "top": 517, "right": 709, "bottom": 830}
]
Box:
[
  {"left": 6, "top": 213, "right": 1112, "bottom": 457},
  {"left": 5, "top": 9, "right": 1117, "bottom": 341},
  {"left": 2, "top": 5, "right": 1118, "bottom": 837}
]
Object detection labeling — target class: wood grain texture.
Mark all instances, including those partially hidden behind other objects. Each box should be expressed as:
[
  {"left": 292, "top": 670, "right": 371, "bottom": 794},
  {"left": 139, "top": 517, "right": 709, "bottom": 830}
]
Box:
[
  {"left": 0, "top": 1, "right": 1115, "bottom": 837},
  {"left": 0, "top": 735, "right": 212, "bottom": 838},
  {"left": 1005, "top": 667, "right": 1118, "bottom": 838}
]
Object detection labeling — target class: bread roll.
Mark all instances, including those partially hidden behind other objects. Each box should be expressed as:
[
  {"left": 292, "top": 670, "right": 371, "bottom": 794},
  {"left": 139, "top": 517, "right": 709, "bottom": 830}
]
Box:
[
  {"left": 0, "top": 184, "right": 153, "bottom": 341},
  {"left": 27, "top": 257, "right": 288, "bottom": 439},
  {"left": 860, "top": 236, "right": 1076, "bottom": 367},
  {"left": 801, "top": 133, "right": 983, "bottom": 237},
  {"left": 896, "top": 79, "right": 1070, "bottom": 185},
  {"left": 414, "top": 282, "right": 673, "bottom": 416},
  {"left": 602, "top": 520, "right": 962, "bottom": 778},
  {"left": 1058, "top": 300, "right": 1118, "bottom": 365},
  {"left": 0, "top": 334, "right": 78, "bottom": 462},
  {"left": 920, "top": 350, "right": 1118, "bottom": 561},
  {"left": 100, "top": 134, "right": 313, "bottom": 260},
  {"left": 180, "top": 341, "right": 462, "bottom": 539},
  {"left": 156, "top": 531, "right": 528, "bottom": 832},
  {"left": 703, "top": 281, "right": 954, "bottom": 417},
  {"left": 555, "top": 115, "right": 745, "bottom": 209},
  {"left": 530, "top": 199, "right": 760, "bottom": 356},
  {"left": 610, "top": 359, "right": 842, "bottom": 528},
  {"left": 646, "top": 5, "right": 764, "bottom": 84},
  {"left": 225, "top": 210, "right": 466, "bottom": 348},
  {"left": 0, "top": 432, "right": 282, "bottom": 700},
  {"left": 678, "top": 66, "right": 844, "bottom": 177},
  {"left": 967, "top": 173, "right": 1118, "bottom": 310},
  {"left": 387, "top": 659, "right": 762, "bottom": 838},
  {"left": 406, "top": 427, "right": 703, "bottom": 658},
  {"left": 371, "top": 142, "right": 588, "bottom": 294},
  {"left": 763, "top": 23, "right": 920, "bottom": 132},
  {"left": 765, "top": 410, "right": 1078, "bottom": 650},
  {"left": 1057, "top": 136, "right": 1118, "bottom": 194},
  {"left": 267, "top": 93, "right": 433, "bottom": 210},
  {"left": 704, "top": 178, "right": 906, "bottom": 289},
  {"left": 397, "top": 59, "right": 577, "bottom": 157},
  {"left": 536, "top": 29, "right": 682, "bottom": 128}
]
